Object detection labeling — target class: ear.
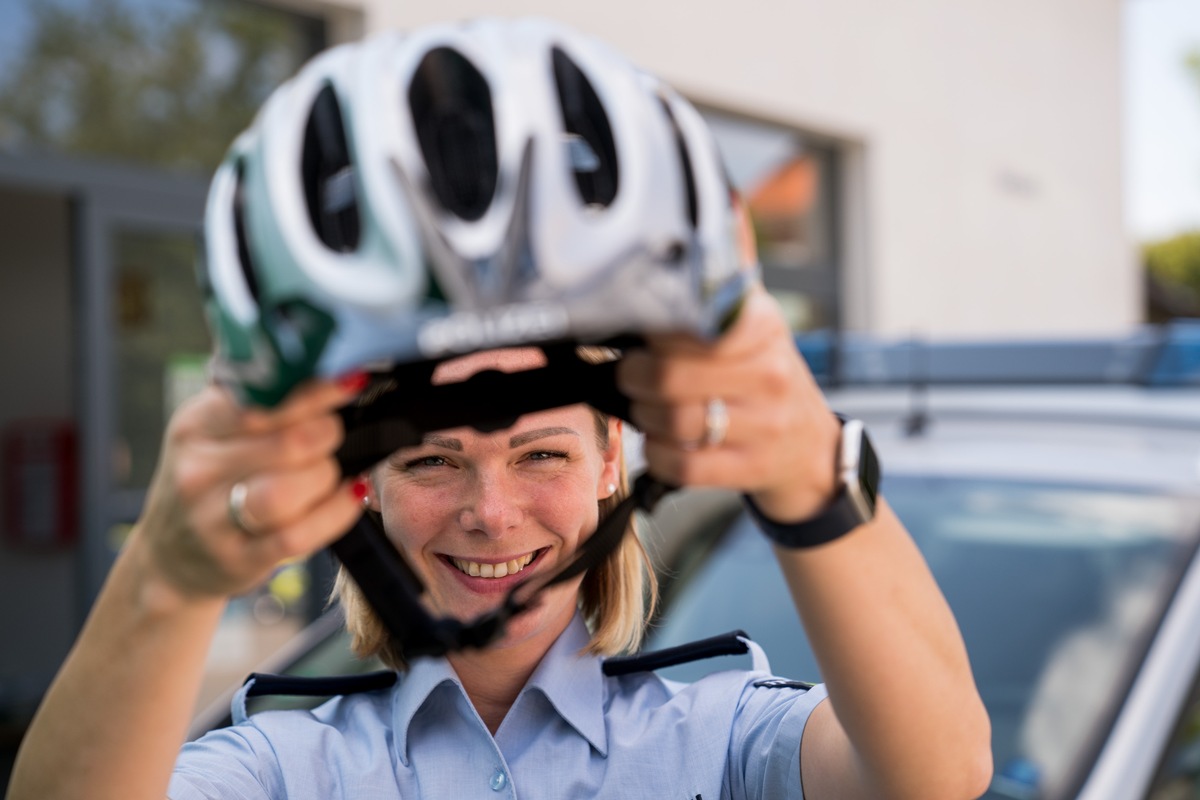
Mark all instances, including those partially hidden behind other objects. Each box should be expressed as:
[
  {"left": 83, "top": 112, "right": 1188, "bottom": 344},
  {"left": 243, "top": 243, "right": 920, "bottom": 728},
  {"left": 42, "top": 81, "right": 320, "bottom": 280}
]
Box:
[
  {"left": 366, "top": 470, "right": 382, "bottom": 512},
  {"left": 598, "top": 417, "right": 623, "bottom": 498}
]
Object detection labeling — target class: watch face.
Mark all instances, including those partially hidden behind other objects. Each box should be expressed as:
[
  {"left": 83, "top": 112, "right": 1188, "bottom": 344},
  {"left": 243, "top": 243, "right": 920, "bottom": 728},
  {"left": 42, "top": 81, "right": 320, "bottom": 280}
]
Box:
[
  {"left": 858, "top": 431, "right": 880, "bottom": 511},
  {"left": 840, "top": 419, "right": 880, "bottom": 521}
]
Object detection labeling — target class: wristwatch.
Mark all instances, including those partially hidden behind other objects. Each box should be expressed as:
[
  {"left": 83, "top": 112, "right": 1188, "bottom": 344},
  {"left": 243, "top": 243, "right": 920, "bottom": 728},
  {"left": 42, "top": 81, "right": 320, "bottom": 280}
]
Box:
[{"left": 743, "top": 416, "right": 881, "bottom": 549}]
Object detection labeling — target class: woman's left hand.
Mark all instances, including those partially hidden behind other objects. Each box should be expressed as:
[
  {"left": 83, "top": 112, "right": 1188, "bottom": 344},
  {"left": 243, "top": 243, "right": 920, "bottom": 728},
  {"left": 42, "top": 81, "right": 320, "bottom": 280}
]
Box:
[{"left": 617, "top": 283, "right": 842, "bottom": 522}]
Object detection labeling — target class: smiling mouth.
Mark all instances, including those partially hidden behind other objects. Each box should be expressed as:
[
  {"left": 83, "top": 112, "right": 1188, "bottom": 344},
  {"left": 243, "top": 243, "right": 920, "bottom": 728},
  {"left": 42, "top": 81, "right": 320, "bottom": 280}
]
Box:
[{"left": 447, "top": 549, "right": 545, "bottom": 579}]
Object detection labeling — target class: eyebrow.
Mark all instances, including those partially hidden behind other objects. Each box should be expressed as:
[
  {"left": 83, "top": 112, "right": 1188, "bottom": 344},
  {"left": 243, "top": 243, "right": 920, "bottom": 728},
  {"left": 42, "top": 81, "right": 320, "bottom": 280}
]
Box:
[
  {"left": 422, "top": 434, "right": 463, "bottom": 451},
  {"left": 509, "top": 427, "right": 579, "bottom": 447}
]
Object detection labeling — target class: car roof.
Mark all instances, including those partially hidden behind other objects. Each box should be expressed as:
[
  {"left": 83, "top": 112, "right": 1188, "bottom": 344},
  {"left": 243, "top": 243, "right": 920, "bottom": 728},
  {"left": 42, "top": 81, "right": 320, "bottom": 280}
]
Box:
[{"left": 826, "top": 384, "right": 1200, "bottom": 492}]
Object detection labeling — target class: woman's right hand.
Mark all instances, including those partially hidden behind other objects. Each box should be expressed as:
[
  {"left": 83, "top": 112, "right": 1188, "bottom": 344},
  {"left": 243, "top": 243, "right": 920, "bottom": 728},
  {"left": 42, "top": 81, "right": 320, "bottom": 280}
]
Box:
[{"left": 132, "top": 375, "right": 370, "bottom": 600}]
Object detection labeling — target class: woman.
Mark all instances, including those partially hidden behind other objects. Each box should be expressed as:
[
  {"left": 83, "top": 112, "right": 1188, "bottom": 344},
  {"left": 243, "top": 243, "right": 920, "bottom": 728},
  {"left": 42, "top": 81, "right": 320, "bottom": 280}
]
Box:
[{"left": 7, "top": 18, "right": 991, "bottom": 800}]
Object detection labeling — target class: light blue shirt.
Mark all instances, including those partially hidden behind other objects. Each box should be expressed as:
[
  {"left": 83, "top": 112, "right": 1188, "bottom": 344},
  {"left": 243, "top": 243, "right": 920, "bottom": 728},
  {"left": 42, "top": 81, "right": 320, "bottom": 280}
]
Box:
[{"left": 169, "top": 615, "right": 827, "bottom": 799}]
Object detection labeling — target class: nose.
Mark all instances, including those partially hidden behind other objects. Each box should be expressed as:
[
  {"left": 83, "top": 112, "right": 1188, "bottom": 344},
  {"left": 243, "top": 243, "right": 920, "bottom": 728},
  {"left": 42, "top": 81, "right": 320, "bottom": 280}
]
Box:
[{"left": 458, "top": 469, "right": 522, "bottom": 538}]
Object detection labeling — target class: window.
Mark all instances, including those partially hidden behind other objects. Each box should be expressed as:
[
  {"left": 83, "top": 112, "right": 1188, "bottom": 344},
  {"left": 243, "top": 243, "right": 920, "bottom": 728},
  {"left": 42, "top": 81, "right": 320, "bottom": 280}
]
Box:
[{"left": 700, "top": 110, "right": 843, "bottom": 331}]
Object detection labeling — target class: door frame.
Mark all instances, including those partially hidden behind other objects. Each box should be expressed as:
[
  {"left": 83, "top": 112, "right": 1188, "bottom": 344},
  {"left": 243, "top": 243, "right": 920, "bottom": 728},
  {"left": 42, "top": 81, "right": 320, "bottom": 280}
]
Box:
[{"left": 0, "top": 151, "right": 207, "bottom": 619}]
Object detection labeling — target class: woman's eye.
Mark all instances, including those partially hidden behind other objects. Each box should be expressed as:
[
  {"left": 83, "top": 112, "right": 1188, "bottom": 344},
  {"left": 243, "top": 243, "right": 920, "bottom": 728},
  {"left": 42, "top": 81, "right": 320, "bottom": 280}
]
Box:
[
  {"left": 525, "top": 450, "right": 568, "bottom": 463},
  {"left": 404, "top": 455, "right": 449, "bottom": 469}
]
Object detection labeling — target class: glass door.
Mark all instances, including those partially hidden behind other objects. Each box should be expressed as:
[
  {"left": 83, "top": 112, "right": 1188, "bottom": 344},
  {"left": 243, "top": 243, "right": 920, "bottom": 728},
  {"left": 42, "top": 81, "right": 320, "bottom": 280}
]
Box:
[{"left": 85, "top": 188, "right": 318, "bottom": 713}]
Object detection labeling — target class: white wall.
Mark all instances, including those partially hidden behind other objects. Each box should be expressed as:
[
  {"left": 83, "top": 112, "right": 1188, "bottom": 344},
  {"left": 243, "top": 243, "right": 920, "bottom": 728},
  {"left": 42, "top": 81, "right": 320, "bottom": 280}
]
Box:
[{"left": 344, "top": 0, "right": 1135, "bottom": 338}]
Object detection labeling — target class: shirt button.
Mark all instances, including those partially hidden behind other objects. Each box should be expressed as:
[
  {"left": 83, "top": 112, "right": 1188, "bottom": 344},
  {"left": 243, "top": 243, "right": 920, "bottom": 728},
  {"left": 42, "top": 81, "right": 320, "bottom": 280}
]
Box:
[{"left": 490, "top": 769, "right": 507, "bottom": 792}]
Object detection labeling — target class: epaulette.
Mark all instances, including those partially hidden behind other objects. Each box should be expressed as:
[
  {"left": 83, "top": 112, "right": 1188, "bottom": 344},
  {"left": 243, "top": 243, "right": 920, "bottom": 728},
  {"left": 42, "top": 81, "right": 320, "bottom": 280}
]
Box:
[
  {"left": 242, "top": 670, "right": 398, "bottom": 699},
  {"left": 752, "top": 678, "right": 816, "bottom": 690},
  {"left": 602, "top": 630, "right": 751, "bottom": 676}
]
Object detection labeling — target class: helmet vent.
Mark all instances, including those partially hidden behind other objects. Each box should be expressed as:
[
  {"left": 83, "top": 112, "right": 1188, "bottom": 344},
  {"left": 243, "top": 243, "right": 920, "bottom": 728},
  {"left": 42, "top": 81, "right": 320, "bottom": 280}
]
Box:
[
  {"left": 302, "top": 84, "right": 361, "bottom": 252},
  {"left": 658, "top": 97, "right": 699, "bottom": 229},
  {"left": 551, "top": 47, "right": 618, "bottom": 207},
  {"left": 232, "top": 159, "right": 262, "bottom": 302},
  {"left": 408, "top": 47, "right": 498, "bottom": 222}
]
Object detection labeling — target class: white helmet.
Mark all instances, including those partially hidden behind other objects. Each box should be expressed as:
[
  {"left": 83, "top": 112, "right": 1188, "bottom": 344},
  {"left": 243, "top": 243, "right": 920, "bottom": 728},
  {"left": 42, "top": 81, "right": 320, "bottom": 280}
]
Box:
[{"left": 201, "top": 16, "right": 759, "bottom": 407}]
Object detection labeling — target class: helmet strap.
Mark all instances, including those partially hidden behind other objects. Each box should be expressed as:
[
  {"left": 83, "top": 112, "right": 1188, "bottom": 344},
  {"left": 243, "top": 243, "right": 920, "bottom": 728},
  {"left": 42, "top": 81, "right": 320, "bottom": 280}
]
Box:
[{"left": 329, "top": 472, "right": 673, "bottom": 659}]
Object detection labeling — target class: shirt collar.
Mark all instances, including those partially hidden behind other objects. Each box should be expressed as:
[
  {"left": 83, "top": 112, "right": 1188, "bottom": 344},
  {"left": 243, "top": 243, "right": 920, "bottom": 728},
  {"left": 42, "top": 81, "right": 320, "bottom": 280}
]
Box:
[
  {"left": 390, "top": 653, "right": 459, "bottom": 766},
  {"left": 520, "top": 613, "right": 608, "bottom": 757},
  {"left": 389, "top": 612, "right": 608, "bottom": 763}
]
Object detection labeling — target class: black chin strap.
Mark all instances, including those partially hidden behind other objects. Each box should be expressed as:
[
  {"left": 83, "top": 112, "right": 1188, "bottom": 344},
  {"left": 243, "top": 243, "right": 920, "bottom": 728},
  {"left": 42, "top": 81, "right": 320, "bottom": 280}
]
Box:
[
  {"left": 329, "top": 472, "right": 672, "bottom": 659},
  {"left": 327, "top": 343, "right": 675, "bottom": 660}
]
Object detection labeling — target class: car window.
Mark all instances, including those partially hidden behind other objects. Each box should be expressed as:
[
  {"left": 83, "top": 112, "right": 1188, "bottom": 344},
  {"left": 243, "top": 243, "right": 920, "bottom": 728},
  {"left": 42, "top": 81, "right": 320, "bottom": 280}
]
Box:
[{"left": 647, "top": 475, "right": 1200, "bottom": 800}]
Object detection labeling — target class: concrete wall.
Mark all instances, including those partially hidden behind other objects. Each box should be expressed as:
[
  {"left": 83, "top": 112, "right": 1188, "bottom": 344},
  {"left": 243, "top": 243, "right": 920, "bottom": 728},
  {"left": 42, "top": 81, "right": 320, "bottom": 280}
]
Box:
[{"left": 339, "top": 0, "right": 1134, "bottom": 338}]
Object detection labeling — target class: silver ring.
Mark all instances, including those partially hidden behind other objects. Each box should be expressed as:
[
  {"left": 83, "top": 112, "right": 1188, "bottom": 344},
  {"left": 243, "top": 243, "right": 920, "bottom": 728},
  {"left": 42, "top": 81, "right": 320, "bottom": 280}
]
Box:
[
  {"left": 703, "top": 397, "right": 729, "bottom": 447},
  {"left": 227, "top": 481, "right": 259, "bottom": 536}
]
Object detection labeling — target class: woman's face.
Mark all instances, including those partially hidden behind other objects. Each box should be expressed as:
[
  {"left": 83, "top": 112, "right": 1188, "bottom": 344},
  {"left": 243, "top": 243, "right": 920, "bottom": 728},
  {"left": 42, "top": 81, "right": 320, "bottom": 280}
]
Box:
[{"left": 371, "top": 348, "right": 622, "bottom": 653}]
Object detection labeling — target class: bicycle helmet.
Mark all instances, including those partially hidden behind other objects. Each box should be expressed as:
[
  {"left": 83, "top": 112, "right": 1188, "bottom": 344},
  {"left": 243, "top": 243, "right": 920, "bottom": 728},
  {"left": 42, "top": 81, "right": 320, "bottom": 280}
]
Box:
[
  {"left": 201, "top": 16, "right": 757, "bottom": 409},
  {"left": 199, "top": 17, "right": 760, "bottom": 658}
]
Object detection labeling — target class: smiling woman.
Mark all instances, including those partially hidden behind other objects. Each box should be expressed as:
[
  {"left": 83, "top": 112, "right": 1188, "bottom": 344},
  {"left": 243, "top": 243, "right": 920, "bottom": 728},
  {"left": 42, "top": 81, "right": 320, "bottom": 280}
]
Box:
[
  {"left": 335, "top": 347, "right": 653, "bottom": 688},
  {"left": 7, "top": 17, "right": 990, "bottom": 800}
]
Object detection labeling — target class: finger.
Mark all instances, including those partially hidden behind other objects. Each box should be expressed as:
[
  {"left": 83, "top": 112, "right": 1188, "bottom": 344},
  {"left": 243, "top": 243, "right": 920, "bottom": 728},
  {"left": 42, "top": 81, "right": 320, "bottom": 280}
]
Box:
[
  {"left": 251, "top": 479, "right": 370, "bottom": 562},
  {"left": 229, "top": 458, "right": 345, "bottom": 534},
  {"left": 203, "top": 412, "right": 345, "bottom": 479},
  {"left": 245, "top": 372, "right": 369, "bottom": 433},
  {"left": 619, "top": 346, "right": 791, "bottom": 404},
  {"left": 640, "top": 436, "right": 767, "bottom": 488},
  {"left": 628, "top": 399, "right": 730, "bottom": 446},
  {"left": 198, "top": 373, "right": 368, "bottom": 439},
  {"left": 632, "top": 396, "right": 796, "bottom": 449},
  {"left": 641, "top": 284, "right": 785, "bottom": 358}
]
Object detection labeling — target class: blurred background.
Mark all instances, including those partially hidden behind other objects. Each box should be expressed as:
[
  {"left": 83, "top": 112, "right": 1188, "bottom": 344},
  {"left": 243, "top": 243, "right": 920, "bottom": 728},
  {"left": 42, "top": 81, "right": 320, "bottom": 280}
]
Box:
[{"left": 0, "top": 0, "right": 1197, "bottom": 788}]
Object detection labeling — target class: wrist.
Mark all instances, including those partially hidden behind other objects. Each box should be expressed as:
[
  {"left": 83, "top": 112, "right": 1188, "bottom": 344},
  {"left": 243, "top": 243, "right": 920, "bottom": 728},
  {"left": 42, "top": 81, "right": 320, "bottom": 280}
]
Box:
[
  {"left": 748, "top": 410, "right": 842, "bottom": 522},
  {"left": 745, "top": 416, "right": 881, "bottom": 549},
  {"left": 124, "top": 526, "right": 228, "bottom": 618}
]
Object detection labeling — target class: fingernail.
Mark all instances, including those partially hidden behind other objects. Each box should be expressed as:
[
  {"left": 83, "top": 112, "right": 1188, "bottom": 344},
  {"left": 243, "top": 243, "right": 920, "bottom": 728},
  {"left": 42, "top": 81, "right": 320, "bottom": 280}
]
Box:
[
  {"left": 349, "top": 477, "right": 370, "bottom": 504},
  {"left": 336, "top": 371, "right": 369, "bottom": 393}
]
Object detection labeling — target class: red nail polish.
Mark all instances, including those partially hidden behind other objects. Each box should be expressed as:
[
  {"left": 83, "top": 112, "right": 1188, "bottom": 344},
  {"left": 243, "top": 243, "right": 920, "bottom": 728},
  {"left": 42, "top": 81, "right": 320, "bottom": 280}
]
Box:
[
  {"left": 350, "top": 477, "right": 370, "bottom": 503},
  {"left": 336, "top": 371, "right": 369, "bottom": 393}
]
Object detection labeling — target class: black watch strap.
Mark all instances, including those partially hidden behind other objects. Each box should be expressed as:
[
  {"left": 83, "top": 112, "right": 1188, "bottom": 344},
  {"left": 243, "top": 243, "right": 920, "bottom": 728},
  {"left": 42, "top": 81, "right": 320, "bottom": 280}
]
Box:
[
  {"left": 742, "top": 416, "right": 879, "bottom": 549},
  {"left": 742, "top": 489, "right": 866, "bottom": 549}
]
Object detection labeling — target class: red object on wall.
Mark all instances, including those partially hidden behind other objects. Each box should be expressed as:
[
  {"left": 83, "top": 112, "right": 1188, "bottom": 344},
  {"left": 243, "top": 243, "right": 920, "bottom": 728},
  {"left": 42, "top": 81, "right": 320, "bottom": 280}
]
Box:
[{"left": 3, "top": 420, "right": 78, "bottom": 547}]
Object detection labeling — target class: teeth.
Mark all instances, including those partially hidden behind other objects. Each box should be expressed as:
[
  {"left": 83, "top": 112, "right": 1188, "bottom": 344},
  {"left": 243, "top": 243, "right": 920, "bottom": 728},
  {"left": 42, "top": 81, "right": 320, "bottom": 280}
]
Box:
[{"left": 452, "top": 552, "right": 535, "bottom": 579}]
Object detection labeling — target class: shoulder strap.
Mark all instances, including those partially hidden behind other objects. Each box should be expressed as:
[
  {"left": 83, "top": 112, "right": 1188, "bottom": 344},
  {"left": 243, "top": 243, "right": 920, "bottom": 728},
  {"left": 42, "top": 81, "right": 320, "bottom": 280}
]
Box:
[
  {"left": 231, "top": 670, "right": 398, "bottom": 725},
  {"left": 602, "top": 630, "right": 751, "bottom": 677},
  {"left": 241, "top": 670, "right": 398, "bottom": 698}
]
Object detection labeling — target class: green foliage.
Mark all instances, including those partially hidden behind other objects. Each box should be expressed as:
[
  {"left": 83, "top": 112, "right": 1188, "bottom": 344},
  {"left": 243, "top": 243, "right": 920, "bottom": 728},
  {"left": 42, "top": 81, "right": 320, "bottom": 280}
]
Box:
[
  {"left": 0, "top": 0, "right": 321, "bottom": 174},
  {"left": 1145, "top": 231, "right": 1200, "bottom": 289},
  {"left": 1144, "top": 231, "right": 1200, "bottom": 321}
]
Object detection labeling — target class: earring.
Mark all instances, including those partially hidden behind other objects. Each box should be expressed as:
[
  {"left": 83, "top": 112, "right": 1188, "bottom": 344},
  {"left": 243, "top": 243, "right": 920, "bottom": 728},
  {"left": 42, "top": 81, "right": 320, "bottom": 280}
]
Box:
[{"left": 607, "top": 483, "right": 617, "bottom": 496}]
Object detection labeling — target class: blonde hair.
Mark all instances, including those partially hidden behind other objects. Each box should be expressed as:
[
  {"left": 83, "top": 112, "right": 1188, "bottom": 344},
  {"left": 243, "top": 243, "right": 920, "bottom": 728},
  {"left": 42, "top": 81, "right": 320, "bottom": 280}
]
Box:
[{"left": 334, "top": 348, "right": 657, "bottom": 670}]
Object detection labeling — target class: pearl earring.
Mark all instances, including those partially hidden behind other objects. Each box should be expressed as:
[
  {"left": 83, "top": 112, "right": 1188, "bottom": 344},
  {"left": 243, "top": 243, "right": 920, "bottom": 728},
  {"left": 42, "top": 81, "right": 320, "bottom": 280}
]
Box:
[{"left": 607, "top": 483, "right": 617, "bottom": 496}]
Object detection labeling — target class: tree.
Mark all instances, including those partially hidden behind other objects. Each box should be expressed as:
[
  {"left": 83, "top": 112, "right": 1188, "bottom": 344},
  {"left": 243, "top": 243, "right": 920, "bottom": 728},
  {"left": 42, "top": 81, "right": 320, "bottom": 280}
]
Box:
[
  {"left": 1144, "top": 46, "right": 1200, "bottom": 321},
  {"left": 0, "top": 0, "right": 322, "bottom": 174},
  {"left": 1144, "top": 232, "right": 1200, "bottom": 322}
]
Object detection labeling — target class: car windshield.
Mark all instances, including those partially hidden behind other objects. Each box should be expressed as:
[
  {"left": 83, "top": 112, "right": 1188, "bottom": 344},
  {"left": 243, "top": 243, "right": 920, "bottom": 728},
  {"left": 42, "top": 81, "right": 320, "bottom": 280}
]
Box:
[{"left": 647, "top": 475, "right": 1200, "bottom": 800}]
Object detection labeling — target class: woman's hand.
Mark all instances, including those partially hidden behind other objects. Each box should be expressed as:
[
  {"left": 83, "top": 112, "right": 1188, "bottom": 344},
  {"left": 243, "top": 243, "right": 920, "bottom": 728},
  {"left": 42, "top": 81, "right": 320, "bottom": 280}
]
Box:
[
  {"left": 133, "top": 376, "right": 369, "bottom": 600},
  {"left": 617, "top": 283, "right": 842, "bottom": 522}
]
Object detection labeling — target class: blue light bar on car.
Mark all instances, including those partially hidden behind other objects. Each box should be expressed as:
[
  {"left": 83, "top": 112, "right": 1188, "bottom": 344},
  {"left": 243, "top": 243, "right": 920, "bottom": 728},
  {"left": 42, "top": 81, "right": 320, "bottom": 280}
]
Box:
[
  {"left": 794, "top": 321, "right": 1200, "bottom": 387},
  {"left": 1144, "top": 321, "right": 1200, "bottom": 387}
]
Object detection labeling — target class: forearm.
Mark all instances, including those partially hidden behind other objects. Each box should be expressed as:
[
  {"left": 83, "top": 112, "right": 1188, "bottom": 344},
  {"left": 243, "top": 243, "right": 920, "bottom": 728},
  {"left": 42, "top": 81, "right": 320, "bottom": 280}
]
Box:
[
  {"left": 777, "top": 502, "right": 992, "bottom": 799},
  {"left": 7, "top": 528, "right": 226, "bottom": 800}
]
